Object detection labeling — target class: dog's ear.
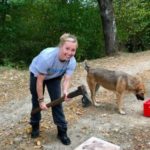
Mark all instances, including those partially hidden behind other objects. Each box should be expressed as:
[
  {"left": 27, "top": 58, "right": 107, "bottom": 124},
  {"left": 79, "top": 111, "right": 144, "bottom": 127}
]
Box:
[
  {"left": 128, "top": 75, "right": 142, "bottom": 89},
  {"left": 135, "top": 73, "right": 144, "bottom": 80},
  {"left": 134, "top": 75, "right": 142, "bottom": 82},
  {"left": 134, "top": 75, "right": 146, "bottom": 93}
]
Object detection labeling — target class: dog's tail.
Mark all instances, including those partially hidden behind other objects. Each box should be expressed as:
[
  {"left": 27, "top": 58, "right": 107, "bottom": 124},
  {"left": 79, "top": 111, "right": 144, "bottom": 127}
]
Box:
[{"left": 84, "top": 60, "right": 90, "bottom": 72}]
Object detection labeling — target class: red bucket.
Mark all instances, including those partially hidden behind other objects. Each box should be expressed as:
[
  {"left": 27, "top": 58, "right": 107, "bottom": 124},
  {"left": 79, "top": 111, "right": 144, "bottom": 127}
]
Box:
[{"left": 143, "top": 99, "right": 150, "bottom": 117}]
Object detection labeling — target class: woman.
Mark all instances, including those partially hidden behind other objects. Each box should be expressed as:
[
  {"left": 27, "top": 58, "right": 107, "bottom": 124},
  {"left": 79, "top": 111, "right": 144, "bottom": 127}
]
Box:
[{"left": 29, "top": 33, "right": 78, "bottom": 145}]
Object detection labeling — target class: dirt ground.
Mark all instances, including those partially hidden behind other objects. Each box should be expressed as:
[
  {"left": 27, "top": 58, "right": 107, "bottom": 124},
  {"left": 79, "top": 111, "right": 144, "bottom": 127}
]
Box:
[{"left": 0, "top": 51, "right": 150, "bottom": 150}]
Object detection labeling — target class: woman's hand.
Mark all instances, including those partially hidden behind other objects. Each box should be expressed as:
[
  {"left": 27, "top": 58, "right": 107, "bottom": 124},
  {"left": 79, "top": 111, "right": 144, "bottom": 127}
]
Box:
[
  {"left": 39, "top": 101, "right": 48, "bottom": 110},
  {"left": 63, "top": 91, "right": 71, "bottom": 101}
]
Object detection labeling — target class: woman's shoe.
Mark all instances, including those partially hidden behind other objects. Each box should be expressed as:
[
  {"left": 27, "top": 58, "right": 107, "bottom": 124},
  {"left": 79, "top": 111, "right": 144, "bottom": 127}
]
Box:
[{"left": 57, "top": 126, "right": 71, "bottom": 145}]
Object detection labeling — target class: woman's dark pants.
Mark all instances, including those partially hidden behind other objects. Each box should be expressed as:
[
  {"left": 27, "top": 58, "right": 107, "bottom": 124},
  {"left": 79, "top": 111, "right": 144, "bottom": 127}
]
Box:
[{"left": 29, "top": 73, "right": 67, "bottom": 128}]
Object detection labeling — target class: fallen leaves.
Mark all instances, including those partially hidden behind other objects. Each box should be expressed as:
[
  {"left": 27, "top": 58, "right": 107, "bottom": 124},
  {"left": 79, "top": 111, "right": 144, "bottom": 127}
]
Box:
[
  {"left": 1, "top": 51, "right": 150, "bottom": 150},
  {"left": 0, "top": 69, "right": 29, "bottom": 105},
  {"left": 35, "top": 140, "right": 41, "bottom": 146}
]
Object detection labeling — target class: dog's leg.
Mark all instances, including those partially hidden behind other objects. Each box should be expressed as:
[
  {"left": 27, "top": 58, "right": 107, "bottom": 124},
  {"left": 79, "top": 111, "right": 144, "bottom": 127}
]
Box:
[
  {"left": 90, "top": 83, "right": 98, "bottom": 106},
  {"left": 94, "top": 84, "right": 101, "bottom": 106},
  {"left": 87, "top": 78, "right": 100, "bottom": 106},
  {"left": 116, "top": 78, "right": 126, "bottom": 115},
  {"left": 116, "top": 93, "right": 126, "bottom": 115},
  {"left": 95, "top": 84, "right": 100, "bottom": 93}
]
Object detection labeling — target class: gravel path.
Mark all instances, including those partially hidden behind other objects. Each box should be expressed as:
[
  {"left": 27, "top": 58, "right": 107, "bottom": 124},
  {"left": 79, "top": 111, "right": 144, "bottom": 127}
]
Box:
[{"left": 0, "top": 51, "right": 150, "bottom": 150}]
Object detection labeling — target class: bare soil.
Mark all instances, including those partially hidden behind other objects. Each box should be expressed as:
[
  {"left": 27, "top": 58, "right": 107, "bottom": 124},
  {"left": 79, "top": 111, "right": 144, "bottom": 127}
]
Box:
[{"left": 0, "top": 51, "right": 150, "bottom": 150}]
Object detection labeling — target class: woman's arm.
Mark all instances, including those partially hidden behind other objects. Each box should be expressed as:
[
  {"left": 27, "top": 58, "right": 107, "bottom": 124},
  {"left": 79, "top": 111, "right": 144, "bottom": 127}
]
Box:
[
  {"left": 37, "top": 73, "right": 48, "bottom": 110},
  {"left": 62, "top": 74, "right": 72, "bottom": 100},
  {"left": 37, "top": 73, "right": 45, "bottom": 99}
]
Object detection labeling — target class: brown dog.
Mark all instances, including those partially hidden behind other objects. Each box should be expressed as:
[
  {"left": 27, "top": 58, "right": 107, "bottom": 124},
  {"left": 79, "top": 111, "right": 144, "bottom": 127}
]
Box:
[{"left": 84, "top": 60, "right": 145, "bottom": 114}]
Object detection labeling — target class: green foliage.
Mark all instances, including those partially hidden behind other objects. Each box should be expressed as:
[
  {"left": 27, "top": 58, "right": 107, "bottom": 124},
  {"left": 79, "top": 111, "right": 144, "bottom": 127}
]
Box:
[
  {"left": 0, "top": 0, "right": 104, "bottom": 67},
  {"left": 0, "top": 0, "right": 149, "bottom": 68},
  {"left": 114, "top": 0, "right": 150, "bottom": 51}
]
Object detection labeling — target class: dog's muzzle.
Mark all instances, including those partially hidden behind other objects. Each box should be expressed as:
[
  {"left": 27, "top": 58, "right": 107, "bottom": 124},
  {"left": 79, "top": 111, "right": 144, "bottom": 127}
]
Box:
[{"left": 136, "top": 93, "right": 144, "bottom": 100}]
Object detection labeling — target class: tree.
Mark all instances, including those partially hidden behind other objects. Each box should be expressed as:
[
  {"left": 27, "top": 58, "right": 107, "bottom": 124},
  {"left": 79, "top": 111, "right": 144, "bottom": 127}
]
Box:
[
  {"left": 114, "top": 0, "right": 149, "bottom": 52},
  {"left": 97, "top": 0, "right": 118, "bottom": 55},
  {"left": 0, "top": 0, "right": 8, "bottom": 28}
]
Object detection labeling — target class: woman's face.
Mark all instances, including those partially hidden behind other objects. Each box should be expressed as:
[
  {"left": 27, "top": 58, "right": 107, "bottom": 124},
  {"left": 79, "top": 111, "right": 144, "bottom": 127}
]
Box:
[{"left": 59, "top": 41, "right": 77, "bottom": 61}]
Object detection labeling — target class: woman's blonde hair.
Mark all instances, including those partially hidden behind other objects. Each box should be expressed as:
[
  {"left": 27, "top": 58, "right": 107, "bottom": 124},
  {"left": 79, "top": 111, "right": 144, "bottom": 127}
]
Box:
[{"left": 59, "top": 33, "right": 78, "bottom": 48}]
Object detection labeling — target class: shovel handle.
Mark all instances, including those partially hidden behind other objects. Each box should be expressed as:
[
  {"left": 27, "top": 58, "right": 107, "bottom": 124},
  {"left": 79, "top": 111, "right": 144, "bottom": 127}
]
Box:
[
  {"left": 31, "top": 85, "right": 85, "bottom": 115},
  {"left": 31, "top": 96, "right": 65, "bottom": 115}
]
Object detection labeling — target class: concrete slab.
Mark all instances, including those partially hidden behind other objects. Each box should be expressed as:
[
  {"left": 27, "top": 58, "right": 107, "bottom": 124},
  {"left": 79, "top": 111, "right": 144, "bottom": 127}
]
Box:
[{"left": 74, "top": 137, "right": 121, "bottom": 150}]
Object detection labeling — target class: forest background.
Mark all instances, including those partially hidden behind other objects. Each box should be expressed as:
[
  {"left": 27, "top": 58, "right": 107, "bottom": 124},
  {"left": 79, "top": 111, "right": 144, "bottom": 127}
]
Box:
[{"left": 0, "top": 0, "right": 149, "bottom": 68}]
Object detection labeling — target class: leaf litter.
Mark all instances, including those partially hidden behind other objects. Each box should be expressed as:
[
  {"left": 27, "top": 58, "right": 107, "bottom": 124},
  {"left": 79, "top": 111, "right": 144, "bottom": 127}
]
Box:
[{"left": 0, "top": 51, "right": 150, "bottom": 149}]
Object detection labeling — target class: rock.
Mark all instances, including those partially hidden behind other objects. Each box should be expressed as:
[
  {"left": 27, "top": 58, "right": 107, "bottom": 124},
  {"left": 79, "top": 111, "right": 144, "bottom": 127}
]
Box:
[{"left": 13, "top": 137, "right": 23, "bottom": 144}]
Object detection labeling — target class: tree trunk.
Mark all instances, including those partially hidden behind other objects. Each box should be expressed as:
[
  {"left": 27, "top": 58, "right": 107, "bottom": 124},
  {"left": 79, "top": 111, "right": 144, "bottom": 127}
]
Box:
[
  {"left": 97, "top": 0, "right": 118, "bottom": 55},
  {"left": 0, "top": 0, "right": 8, "bottom": 27}
]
